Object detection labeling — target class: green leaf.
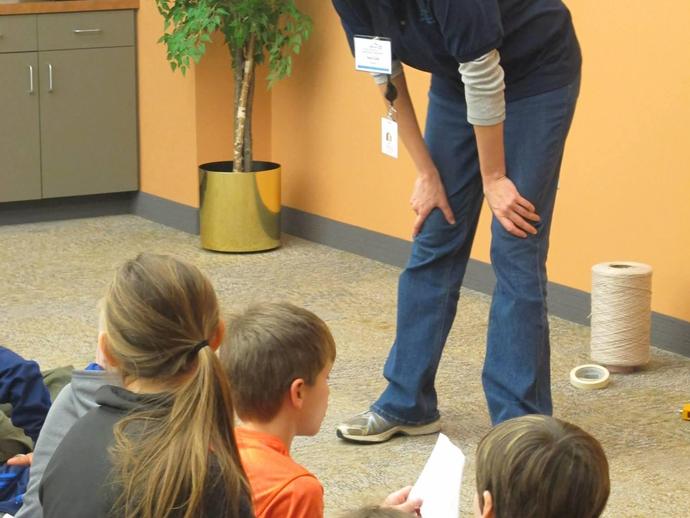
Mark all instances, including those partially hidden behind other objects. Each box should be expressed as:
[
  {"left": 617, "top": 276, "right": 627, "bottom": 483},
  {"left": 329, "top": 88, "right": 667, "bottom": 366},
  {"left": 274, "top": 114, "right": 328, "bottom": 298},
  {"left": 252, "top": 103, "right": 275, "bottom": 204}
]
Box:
[{"left": 154, "top": 0, "right": 314, "bottom": 164}]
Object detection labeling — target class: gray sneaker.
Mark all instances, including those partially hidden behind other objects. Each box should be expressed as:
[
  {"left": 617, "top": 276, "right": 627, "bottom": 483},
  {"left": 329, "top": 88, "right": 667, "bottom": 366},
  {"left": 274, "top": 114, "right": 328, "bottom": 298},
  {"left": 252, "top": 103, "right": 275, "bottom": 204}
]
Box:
[{"left": 336, "top": 410, "right": 441, "bottom": 443}]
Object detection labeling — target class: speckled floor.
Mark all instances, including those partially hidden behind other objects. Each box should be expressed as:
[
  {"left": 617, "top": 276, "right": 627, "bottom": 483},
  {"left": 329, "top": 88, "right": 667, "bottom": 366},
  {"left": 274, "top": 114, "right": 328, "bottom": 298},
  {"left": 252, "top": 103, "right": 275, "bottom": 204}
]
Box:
[{"left": 1, "top": 215, "right": 688, "bottom": 517}]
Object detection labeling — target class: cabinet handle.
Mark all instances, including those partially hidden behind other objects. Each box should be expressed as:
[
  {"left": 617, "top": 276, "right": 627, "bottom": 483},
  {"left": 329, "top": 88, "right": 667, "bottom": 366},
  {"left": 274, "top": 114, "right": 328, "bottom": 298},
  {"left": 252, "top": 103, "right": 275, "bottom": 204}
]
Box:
[
  {"left": 28, "top": 65, "right": 34, "bottom": 94},
  {"left": 73, "top": 28, "right": 102, "bottom": 34},
  {"left": 48, "top": 63, "right": 54, "bottom": 92}
]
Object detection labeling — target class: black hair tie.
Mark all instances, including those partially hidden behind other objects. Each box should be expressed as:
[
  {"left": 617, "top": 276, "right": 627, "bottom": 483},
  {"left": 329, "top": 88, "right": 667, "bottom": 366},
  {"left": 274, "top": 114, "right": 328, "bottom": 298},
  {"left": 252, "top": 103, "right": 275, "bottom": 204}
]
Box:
[{"left": 192, "top": 339, "right": 209, "bottom": 354}]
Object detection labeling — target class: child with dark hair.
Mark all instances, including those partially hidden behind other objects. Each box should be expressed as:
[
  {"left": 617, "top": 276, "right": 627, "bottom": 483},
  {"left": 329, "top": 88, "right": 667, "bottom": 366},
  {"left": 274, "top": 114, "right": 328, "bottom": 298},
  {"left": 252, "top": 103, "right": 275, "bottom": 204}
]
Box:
[{"left": 474, "top": 415, "right": 610, "bottom": 518}]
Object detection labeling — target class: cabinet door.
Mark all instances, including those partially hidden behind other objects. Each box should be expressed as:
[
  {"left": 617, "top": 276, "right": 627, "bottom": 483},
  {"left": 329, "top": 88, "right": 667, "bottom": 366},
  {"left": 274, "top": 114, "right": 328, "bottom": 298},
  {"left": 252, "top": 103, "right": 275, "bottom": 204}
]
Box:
[
  {"left": 0, "top": 52, "right": 41, "bottom": 202},
  {"left": 39, "top": 46, "right": 138, "bottom": 198}
]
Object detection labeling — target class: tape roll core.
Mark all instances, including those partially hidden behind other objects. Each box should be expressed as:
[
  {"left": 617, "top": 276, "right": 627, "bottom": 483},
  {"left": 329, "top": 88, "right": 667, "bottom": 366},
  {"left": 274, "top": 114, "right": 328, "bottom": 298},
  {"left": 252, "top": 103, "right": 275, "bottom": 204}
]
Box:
[{"left": 570, "top": 364, "right": 610, "bottom": 390}]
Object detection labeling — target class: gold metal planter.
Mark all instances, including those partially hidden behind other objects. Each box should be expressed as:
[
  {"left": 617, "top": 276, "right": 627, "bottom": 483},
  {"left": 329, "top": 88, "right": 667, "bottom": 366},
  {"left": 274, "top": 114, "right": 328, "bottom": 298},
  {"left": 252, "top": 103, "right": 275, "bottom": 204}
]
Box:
[{"left": 199, "top": 161, "right": 281, "bottom": 252}]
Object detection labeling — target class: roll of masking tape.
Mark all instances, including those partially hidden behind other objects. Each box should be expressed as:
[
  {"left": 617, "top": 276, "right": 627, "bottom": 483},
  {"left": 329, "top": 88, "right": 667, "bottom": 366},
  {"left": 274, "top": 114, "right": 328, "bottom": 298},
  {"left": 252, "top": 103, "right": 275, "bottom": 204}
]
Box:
[{"left": 569, "top": 364, "right": 610, "bottom": 390}]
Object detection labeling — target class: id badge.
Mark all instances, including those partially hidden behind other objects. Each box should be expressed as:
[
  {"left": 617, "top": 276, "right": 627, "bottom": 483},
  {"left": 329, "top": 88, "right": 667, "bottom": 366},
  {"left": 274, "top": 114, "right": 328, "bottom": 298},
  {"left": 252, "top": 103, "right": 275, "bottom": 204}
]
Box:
[
  {"left": 354, "top": 36, "right": 392, "bottom": 74},
  {"left": 381, "top": 117, "right": 398, "bottom": 158}
]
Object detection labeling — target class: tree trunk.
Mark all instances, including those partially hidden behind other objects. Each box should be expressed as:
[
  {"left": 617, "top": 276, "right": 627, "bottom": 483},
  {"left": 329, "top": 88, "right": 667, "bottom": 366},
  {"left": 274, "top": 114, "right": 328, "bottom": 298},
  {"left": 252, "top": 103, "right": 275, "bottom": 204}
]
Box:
[
  {"left": 233, "top": 35, "right": 256, "bottom": 172},
  {"left": 243, "top": 66, "right": 255, "bottom": 172},
  {"left": 232, "top": 45, "right": 243, "bottom": 167}
]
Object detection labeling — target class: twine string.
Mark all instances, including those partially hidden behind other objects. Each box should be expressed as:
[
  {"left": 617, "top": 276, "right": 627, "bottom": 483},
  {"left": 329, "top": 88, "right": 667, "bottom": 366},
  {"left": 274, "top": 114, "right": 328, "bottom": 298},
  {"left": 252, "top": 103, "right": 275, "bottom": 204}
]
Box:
[{"left": 591, "top": 263, "right": 652, "bottom": 367}]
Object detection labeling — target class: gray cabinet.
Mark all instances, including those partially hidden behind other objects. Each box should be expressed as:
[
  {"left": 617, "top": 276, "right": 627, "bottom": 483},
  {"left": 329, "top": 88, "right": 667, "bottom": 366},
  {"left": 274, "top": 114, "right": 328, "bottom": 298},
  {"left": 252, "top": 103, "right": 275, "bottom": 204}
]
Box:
[
  {"left": 39, "top": 46, "right": 138, "bottom": 197},
  {"left": 0, "top": 10, "right": 137, "bottom": 203},
  {"left": 0, "top": 52, "right": 42, "bottom": 202},
  {"left": 0, "top": 14, "right": 41, "bottom": 202}
]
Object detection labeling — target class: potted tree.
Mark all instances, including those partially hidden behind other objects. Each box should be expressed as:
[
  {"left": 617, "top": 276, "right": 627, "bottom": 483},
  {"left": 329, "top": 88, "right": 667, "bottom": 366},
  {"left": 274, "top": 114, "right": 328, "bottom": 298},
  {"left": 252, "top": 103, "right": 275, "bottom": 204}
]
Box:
[{"left": 155, "top": 0, "right": 312, "bottom": 251}]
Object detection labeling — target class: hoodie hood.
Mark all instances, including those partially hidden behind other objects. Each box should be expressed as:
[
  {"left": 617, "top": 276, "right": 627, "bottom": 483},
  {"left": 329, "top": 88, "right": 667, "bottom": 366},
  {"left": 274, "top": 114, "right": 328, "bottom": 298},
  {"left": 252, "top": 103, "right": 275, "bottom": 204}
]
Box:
[{"left": 68, "top": 370, "right": 118, "bottom": 419}]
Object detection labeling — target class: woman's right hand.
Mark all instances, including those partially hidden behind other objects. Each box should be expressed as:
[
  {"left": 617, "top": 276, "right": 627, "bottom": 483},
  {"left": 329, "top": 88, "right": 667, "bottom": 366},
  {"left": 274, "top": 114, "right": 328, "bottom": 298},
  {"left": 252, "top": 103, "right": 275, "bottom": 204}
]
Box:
[{"left": 410, "top": 171, "right": 456, "bottom": 237}]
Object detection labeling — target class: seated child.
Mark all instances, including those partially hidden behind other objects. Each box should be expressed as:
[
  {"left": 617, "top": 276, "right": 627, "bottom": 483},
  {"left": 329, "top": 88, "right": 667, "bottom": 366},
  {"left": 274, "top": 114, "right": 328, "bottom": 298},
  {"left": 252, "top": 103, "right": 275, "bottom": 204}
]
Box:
[
  {"left": 38, "top": 254, "right": 252, "bottom": 518},
  {"left": 0, "top": 347, "right": 53, "bottom": 463},
  {"left": 0, "top": 346, "right": 72, "bottom": 516},
  {"left": 473, "top": 415, "right": 610, "bottom": 518},
  {"left": 15, "top": 361, "right": 108, "bottom": 518},
  {"left": 221, "top": 303, "right": 421, "bottom": 518}
]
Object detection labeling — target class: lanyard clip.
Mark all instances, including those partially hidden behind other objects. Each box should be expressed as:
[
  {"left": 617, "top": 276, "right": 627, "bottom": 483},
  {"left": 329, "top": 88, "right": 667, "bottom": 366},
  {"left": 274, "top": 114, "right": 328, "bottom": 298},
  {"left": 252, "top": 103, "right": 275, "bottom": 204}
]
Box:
[{"left": 386, "top": 104, "right": 397, "bottom": 120}]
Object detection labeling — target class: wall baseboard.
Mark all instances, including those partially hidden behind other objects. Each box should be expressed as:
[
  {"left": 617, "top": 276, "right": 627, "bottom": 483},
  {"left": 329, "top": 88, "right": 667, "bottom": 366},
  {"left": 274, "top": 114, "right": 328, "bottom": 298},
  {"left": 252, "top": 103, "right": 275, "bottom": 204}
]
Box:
[
  {"left": 2, "top": 195, "right": 687, "bottom": 357},
  {"left": 132, "top": 192, "right": 199, "bottom": 235},
  {"left": 0, "top": 192, "right": 135, "bottom": 226},
  {"left": 0, "top": 191, "right": 197, "bottom": 232}
]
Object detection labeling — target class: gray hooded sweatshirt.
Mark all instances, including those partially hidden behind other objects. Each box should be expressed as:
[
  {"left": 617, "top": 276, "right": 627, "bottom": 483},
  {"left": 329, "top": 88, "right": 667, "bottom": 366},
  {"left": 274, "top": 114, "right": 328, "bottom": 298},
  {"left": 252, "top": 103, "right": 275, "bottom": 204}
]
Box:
[{"left": 15, "top": 370, "right": 111, "bottom": 518}]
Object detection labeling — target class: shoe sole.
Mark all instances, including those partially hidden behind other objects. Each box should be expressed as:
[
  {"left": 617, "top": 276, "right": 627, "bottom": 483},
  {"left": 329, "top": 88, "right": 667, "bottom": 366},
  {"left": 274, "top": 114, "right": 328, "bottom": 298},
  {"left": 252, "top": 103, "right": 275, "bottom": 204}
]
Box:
[{"left": 336, "top": 419, "right": 441, "bottom": 444}]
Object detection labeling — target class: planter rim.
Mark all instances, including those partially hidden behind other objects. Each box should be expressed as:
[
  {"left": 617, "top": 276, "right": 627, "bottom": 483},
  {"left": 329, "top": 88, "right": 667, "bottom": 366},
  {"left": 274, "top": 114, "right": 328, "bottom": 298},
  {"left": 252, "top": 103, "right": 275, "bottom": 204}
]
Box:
[{"left": 199, "top": 160, "right": 280, "bottom": 174}]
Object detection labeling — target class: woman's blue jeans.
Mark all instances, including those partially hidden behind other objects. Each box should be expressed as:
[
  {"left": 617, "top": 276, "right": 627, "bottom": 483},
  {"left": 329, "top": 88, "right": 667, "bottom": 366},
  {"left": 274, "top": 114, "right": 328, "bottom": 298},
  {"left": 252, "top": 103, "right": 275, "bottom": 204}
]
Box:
[{"left": 371, "top": 77, "right": 581, "bottom": 426}]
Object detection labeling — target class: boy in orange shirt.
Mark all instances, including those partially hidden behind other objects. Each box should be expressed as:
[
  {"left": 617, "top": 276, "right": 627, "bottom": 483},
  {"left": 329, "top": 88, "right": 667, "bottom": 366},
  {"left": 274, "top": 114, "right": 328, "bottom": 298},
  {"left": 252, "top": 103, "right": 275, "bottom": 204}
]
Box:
[{"left": 220, "top": 303, "right": 420, "bottom": 518}]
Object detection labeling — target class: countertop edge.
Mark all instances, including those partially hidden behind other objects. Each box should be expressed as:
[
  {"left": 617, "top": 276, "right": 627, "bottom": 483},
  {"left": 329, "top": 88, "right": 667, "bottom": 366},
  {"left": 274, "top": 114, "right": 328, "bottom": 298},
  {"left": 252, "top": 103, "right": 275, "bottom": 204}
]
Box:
[{"left": 0, "top": 0, "right": 139, "bottom": 16}]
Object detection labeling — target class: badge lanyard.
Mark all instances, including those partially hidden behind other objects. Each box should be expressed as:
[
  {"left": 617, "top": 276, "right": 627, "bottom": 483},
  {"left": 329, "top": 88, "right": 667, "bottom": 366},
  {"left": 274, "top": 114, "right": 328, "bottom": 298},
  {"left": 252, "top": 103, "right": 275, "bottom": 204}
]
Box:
[
  {"left": 353, "top": 35, "right": 398, "bottom": 158},
  {"left": 381, "top": 77, "right": 399, "bottom": 158}
]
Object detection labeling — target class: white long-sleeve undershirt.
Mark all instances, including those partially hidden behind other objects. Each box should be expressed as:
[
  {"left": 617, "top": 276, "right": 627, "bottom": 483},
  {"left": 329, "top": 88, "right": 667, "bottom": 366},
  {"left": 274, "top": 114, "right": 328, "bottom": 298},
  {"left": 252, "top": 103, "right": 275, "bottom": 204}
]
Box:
[
  {"left": 458, "top": 49, "right": 505, "bottom": 126},
  {"left": 370, "top": 50, "right": 506, "bottom": 127}
]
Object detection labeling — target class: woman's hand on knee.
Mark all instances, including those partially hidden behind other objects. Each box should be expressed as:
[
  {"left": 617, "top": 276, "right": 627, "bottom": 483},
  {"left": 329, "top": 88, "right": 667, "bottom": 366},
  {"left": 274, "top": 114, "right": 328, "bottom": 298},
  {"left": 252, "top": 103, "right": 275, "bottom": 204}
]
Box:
[
  {"left": 483, "top": 176, "right": 540, "bottom": 238},
  {"left": 410, "top": 172, "right": 456, "bottom": 237}
]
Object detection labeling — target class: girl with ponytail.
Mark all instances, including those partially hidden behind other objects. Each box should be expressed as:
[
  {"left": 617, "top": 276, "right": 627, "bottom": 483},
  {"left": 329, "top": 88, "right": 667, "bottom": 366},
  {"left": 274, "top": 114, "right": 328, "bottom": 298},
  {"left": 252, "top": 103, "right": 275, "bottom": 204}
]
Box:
[{"left": 39, "top": 253, "right": 253, "bottom": 518}]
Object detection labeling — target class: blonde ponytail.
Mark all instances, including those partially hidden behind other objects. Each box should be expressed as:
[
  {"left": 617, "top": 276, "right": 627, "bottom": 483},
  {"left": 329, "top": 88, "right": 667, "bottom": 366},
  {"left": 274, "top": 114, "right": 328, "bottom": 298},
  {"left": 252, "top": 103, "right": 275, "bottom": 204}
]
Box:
[{"left": 104, "top": 254, "right": 248, "bottom": 518}]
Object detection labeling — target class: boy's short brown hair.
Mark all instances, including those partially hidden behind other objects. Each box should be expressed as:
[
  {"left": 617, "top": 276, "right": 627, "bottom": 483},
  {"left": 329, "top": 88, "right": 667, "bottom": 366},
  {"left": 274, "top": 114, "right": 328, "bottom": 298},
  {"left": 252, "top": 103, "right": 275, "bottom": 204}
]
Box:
[
  {"left": 476, "top": 415, "right": 610, "bottom": 518},
  {"left": 220, "top": 302, "right": 336, "bottom": 422}
]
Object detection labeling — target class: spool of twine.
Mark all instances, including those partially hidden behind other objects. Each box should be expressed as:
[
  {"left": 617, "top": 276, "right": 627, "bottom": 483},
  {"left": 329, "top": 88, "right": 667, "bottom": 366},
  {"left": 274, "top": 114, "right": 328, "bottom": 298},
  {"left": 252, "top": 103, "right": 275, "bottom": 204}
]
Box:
[{"left": 591, "top": 262, "right": 652, "bottom": 371}]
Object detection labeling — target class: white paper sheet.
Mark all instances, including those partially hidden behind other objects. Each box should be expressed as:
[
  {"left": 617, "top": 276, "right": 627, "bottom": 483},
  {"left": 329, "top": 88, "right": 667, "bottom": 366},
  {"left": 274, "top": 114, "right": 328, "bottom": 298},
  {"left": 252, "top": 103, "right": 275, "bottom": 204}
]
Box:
[{"left": 409, "top": 433, "right": 465, "bottom": 518}]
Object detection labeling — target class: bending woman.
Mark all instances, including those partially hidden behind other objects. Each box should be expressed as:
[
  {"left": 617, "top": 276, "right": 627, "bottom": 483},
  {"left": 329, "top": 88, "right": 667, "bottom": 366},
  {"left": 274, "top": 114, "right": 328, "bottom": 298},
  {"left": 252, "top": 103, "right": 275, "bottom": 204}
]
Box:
[{"left": 333, "top": 0, "right": 582, "bottom": 442}]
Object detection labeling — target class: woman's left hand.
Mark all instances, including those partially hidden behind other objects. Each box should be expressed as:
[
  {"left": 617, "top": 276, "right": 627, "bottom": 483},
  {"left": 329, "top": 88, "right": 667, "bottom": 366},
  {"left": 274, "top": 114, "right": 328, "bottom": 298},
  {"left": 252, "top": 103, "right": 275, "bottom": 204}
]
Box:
[
  {"left": 410, "top": 171, "right": 456, "bottom": 237},
  {"left": 483, "top": 176, "right": 540, "bottom": 238}
]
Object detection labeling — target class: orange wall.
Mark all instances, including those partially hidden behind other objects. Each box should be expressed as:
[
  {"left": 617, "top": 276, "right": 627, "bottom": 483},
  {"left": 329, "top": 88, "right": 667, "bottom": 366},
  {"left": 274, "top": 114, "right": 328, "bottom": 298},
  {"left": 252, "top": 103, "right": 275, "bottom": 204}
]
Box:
[
  {"left": 270, "top": 0, "right": 690, "bottom": 322},
  {"left": 545, "top": 1, "right": 690, "bottom": 322},
  {"left": 138, "top": 1, "right": 690, "bottom": 322},
  {"left": 137, "top": 2, "right": 198, "bottom": 207}
]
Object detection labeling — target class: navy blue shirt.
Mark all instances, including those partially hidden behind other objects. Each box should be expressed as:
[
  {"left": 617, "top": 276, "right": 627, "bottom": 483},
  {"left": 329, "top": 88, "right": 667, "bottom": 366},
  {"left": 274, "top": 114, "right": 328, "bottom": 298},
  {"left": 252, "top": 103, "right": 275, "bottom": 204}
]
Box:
[
  {"left": 332, "top": 0, "right": 581, "bottom": 102},
  {"left": 0, "top": 346, "right": 52, "bottom": 444}
]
